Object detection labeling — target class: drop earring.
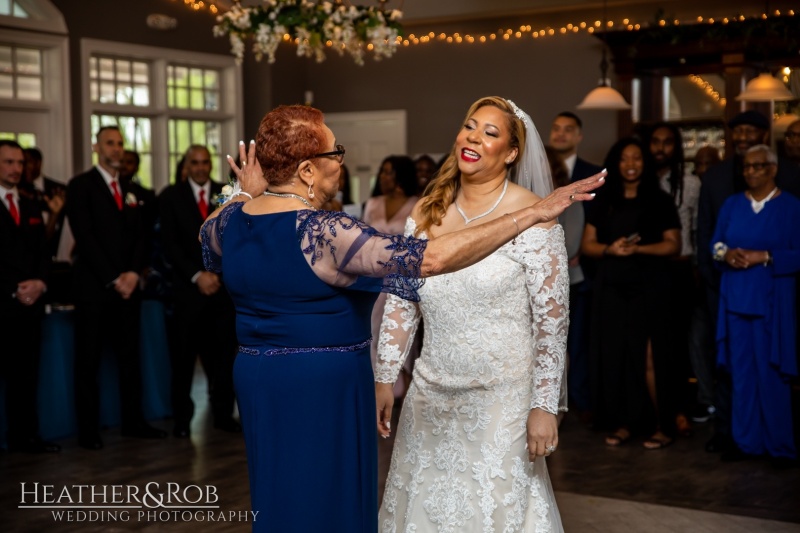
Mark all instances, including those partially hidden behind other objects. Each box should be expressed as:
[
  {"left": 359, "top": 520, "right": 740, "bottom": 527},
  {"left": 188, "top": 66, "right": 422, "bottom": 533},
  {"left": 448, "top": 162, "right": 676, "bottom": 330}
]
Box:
[{"left": 307, "top": 181, "right": 315, "bottom": 199}]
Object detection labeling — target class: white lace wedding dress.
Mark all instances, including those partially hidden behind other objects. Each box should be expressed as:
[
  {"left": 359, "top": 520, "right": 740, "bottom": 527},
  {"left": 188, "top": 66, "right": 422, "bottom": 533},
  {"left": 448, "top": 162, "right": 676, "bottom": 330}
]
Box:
[{"left": 376, "top": 218, "right": 569, "bottom": 533}]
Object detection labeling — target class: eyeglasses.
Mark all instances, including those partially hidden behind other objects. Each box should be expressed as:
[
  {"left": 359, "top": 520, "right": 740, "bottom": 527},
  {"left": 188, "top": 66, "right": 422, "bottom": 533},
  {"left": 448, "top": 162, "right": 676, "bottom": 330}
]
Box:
[
  {"left": 308, "top": 144, "right": 345, "bottom": 164},
  {"left": 742, "top": 162, "right": 775, "bottom": 171},
  {"left": 785, "top": 132, "right": 800, "bottom": 140}
]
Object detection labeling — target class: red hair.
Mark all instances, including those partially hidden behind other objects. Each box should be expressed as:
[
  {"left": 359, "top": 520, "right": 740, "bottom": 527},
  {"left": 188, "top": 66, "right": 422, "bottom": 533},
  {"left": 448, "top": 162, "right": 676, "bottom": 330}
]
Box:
[{"left": 256, "top": 105, "right": 327, "bottom": 186}]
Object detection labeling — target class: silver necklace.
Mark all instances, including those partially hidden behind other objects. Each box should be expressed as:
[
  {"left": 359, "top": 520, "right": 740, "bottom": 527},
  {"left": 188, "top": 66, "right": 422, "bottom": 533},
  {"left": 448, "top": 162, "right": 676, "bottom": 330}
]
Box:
[
  {"left": 454, "top": 179, "right": 508, "bottom": 224},
  {"left": 263, "top": 191, "right": 316, "bottom": 210}
]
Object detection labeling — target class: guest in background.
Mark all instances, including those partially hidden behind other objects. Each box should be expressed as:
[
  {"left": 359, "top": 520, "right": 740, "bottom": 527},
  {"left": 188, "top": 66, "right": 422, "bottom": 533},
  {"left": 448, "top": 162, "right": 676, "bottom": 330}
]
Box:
[
  {"left": 693, "top": 146, "right": 721, "bottom": 181},
  {"left": 549, "top": 111, "right": 602, "bottom": 417},
  {"left": 159, "top": 144, "right": 239, "bottom": 438},
  {"left": 119, "top": 150, "right": 158, "bottom": 291},
  {"left": 712, "top": 144, "right": 800, "bottom": 468},
  {"left": 21, "top": 147, "right": 66, "bottom": 255},
  {"left": 783, "top": 119, "right": 800, "bottom": 166},
  {"left": 414, "top": 154, "right": 437, "bottom": 195},
  {"left": 66, "top": 126, "right": 167, "bottom": 450},
  {"left": 582, "top": 137, "right": 681, "bottom": 449},
  {"left": 363, "top": 155, "right": 419, "bottom": 398},
  {"left": 648, "top": 122, "right": 700, "bottom": 436},
  {"left": 174, "top": 155, "right": 188, "bottom": 184},
  {"left": 697, "top": 110, "right": 800, "bottom": 454},
  {"left": 0, "top": 140, "right": 60, "bottom": 453}
]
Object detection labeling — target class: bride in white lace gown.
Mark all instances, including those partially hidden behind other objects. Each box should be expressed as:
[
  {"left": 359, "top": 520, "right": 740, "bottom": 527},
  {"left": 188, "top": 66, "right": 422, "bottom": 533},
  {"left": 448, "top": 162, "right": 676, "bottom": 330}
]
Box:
[{"left": 375, "top": 97, "right": 574, "bottom": 533}]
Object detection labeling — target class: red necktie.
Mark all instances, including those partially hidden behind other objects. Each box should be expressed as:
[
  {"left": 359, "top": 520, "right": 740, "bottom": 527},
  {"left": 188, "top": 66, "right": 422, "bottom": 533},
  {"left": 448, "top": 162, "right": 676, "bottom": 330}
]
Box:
[
  {"left": 110, "top": 181, "right": 123, "bottom": 210},
  {"left": 198, "top": 189, "right": 208, "bottom": 219},
  {"left": 6, "top": 193, "right": 20, "bottom": 225}
]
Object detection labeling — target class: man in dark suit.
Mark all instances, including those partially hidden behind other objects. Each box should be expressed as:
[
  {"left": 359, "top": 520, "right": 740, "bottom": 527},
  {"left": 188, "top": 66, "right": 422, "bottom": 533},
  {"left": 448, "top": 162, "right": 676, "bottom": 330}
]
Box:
[
  {"left": 159, "top": 144, "right": 239, "bottom": 438},
  {"left": 549, "top": 111, "right": 603, "bottom": 420},
  {"left": 21, "top": 148, "right": 66, "bottom": 257},
  {"left": 66, "top": 126, "right": 167, "bottom": 449},
  {"left": 697, "top": 110, "right": 800, "bottom": 457},
  {"left": 0, "top": 140, "right": 60, "bottom": 453}
]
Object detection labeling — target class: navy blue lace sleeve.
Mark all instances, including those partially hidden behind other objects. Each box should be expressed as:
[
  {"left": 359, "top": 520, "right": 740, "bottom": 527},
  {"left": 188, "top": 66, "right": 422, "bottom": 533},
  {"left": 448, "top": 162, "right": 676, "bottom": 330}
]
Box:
[
  {"left": 200, "top": 202, "right": 243, "bottom": 273},
  {"left": 297, "top": 210, "right": 427, "bottom": 301}
]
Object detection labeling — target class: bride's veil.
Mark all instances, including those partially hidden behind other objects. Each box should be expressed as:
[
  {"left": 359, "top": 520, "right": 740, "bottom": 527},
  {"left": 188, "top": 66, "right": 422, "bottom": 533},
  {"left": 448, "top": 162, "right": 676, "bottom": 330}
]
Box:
[{"left": 506, "top": 98, "right": 567, "bottom": 533}]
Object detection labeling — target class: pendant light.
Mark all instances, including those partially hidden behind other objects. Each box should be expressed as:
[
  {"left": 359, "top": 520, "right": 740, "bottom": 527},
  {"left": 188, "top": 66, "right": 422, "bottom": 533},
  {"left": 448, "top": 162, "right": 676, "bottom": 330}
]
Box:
[
  {"left": 577, "top": 0, "right": 631, "bottom": 110},
  {"left": 735, "top": 72, "right": 794, "bottom": 102}
]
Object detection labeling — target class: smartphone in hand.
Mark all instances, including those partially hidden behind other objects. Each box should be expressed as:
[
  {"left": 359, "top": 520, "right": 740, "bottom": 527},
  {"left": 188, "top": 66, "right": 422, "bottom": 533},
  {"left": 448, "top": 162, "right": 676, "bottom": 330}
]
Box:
[{"left": 625, "top": 232, "right": 640, "bottom": 243}]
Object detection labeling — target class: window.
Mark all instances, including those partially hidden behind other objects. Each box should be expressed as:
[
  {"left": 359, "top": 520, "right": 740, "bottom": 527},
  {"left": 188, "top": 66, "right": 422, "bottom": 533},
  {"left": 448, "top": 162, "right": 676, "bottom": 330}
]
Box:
[
  {"left": 83, "top": 39, "right": 242, "bottom": 191},
  {"left": 0, "top": 0, "right": 30, "bottom": 17},
  {"left": 0, "top": 44, "right": 43, "bottom": 100},
  {"left": 0, "top": 130, "right": 36, "bottom": 147}
]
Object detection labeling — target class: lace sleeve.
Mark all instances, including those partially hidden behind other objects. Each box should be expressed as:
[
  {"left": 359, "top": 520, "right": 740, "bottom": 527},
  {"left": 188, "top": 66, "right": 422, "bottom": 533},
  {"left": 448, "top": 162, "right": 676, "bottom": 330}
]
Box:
[
  {"left": 516, "top": 225, "right": 570, "bottom": 414},
  {"left": 297, "top": 210, "right": 427, "bottom": 301},
  {"left": 375, "top": 217, "right": 422, "bottom": 384},
  {"left": 200, "top": 202, "right": 243, "bottom": 273}
]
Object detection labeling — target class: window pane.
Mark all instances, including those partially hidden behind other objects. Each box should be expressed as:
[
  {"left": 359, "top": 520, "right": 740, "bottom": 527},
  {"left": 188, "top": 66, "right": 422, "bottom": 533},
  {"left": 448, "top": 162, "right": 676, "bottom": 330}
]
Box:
[
  {"left": 205, "top": 90, "right": 219, "bottom": 111},
  {"left": 16, "top": 75, "right": 41, "bottom": 100},
  {"left": 99, "top": 81, "right": 115, "bottom": 103},
  {"left": 0, "top": 0, "right": 10, "bottom": 16},
  {"left": 204, "top": 70, "right": 219, "bottom": 89},
  {"left": 13, "top": 1, "right": 29, "bottom": 17},
  {"left": 133, "top": 61, "right": 148, "bottom": 84},
  {"left": 190, "top": 88, "right": 203, "bottom": 110},
  {"left": 90, "top": 80, "right": 99, "bottom": 101},
  {"left": 175, "top": 120, "right": 191, "bottom": 154},
  {"left": 0, "top": 74, "right": 12, "bottom": 98},
  {"left": 0, "top": 46, "right": 13, "bottom": 73},
  {"left": 174, "top": 87, "right": 188, "bottom": 109},
  {"left": 133, "top": 84, "right": 149, "bottom": 106},
  {"left": 191, "top": 120, "right": 206, "bottom": 142},
  {"left": 189, "top": 68, "right": 203, "bottom": 88},
  {"left": 16, "top": 48, "right": 41, "bottom": 75},
  {"left": 99, "top": 58, "right": 114, "bottom": 80},
  {"left": 116, "top": 59, "right": 131, "bottom": 82},
  {"left": 89, "top": 57, "right": 97, "bottom": 79},
  {"left": 206, "top": 122, "right": 221, "bottom": 154},
  {"left": 174, "top": 66, "right": 188, "bottom": 86},
  {"left": 138, "top": 154, "right": 152, "bottom": 189},
  {"left": 116, "top": 85, "right": 131, "bottom": 105},
  {"left": 17, "top": 132, "right": 36, "bottom": 147},
  {"left": 167, "top": 87, "right": 175, "bottom": 108}
]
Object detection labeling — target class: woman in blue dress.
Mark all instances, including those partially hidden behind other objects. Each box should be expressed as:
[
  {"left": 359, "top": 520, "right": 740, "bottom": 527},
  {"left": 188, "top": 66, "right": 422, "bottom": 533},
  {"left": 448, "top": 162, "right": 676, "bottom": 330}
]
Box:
[
  {"left": 200, "top": 105, "right": 605, "bottom": 532},
  {"left": 711, "top": 144, "right": 800, "bottom": 467}
]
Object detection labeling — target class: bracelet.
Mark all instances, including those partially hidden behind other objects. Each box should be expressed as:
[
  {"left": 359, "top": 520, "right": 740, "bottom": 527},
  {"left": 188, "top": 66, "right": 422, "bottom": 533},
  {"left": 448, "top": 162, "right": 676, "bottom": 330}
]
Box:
[
  {"left": 231, "top": 191, "right": 253, "bottom": 201},
  {"left": 504, "top": 213, "right": 520, "bottom": 245}
]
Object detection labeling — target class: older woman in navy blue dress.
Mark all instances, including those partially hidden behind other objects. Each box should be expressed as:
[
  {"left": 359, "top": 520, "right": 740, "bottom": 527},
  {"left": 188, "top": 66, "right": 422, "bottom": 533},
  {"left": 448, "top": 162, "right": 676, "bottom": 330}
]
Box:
[
  {"left": 712, "top": 144, "right": 800, "bottom": 466},
  {"left": 199, "top": 105, "right": 605, "bottom": 532}
]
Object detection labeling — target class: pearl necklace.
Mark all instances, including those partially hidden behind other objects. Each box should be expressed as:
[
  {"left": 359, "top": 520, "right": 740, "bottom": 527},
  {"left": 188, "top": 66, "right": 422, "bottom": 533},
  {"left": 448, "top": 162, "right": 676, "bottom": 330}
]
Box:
[
  {"left": 263, "top": 191, "right": 316, "bottom": 210},
  {"left": 454, "top": 179, "right": 508, "bottom": 224},
  {"left": 747, "top": 187, "right": 778, "bottom": 214}
]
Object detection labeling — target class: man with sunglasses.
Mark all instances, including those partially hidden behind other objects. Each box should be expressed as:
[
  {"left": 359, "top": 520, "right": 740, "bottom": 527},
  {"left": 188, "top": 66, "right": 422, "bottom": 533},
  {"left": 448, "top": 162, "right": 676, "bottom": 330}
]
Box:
[{"left": 697, "top": 110, "right": 800, "bottom": 457}]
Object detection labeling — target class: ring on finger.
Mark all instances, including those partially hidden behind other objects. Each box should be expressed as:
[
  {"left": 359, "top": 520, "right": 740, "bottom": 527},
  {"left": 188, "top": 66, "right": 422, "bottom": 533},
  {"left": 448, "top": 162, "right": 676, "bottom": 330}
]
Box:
[
  {"left": 546, "top": 445, "right": 557, "bottom": 454},
  {"left": 569, "top": 194, "right": 575, "bottom": 201}
]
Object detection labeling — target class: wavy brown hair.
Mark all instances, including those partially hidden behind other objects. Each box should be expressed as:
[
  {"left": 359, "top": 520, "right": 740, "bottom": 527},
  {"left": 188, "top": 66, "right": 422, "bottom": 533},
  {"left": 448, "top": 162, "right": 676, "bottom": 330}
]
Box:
[
  {"left": 256, "top": 105, "right": 327, "bottom": 186},
  {"left": 415, "top": 96, "right": 525, "bottom": 236}
]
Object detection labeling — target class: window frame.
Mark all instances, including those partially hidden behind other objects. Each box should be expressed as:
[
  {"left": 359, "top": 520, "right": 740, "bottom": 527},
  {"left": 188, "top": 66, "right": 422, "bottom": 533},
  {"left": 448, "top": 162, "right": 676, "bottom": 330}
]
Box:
[{"left": 81, "top": 39, "right": 243, "bottom": 192}]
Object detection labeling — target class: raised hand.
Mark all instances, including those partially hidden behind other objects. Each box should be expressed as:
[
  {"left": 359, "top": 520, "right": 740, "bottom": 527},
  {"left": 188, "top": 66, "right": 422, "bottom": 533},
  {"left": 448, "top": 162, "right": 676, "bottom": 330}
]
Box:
[
  {"left": 227, "top": 139, "right": 267, "bottom": 198},
  {"left": 533, "top": 169, "right": 606, "bottom": 222}
]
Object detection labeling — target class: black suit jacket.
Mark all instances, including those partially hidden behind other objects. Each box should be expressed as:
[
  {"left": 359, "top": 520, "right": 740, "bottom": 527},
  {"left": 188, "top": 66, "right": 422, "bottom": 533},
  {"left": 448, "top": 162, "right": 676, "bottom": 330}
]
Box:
[
  {"left": 66, "top": 168, "right": 147, "bottom": 301},
  {"left": 571, "top": 157, "right": 603, "bottom": 183},
  {"left": 159, "top": 180, "right": 224, "bottom": 291},
  {"left": 0, "top": 195, "right": 48, "bottom": 314},
  {"left": 697, "top": 156, "right": 800, "bottom": 287}
]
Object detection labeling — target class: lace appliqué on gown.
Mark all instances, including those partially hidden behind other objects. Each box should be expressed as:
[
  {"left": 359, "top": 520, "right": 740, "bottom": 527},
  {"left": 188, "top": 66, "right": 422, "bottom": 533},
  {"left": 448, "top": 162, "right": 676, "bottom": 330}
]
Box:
[{"left": 377, "top": 217, "right": 569, "bottom": 533}]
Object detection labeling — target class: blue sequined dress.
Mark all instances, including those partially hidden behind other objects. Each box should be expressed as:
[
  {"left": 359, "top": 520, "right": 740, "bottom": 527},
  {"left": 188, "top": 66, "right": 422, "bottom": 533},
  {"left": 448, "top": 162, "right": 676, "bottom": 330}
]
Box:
[{"left": 201, "top": 203, "right": 426, "bottom": 533}]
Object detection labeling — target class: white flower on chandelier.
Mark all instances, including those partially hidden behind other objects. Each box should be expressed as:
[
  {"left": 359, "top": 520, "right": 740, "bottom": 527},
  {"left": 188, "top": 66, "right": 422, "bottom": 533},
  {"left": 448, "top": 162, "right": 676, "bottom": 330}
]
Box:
[{"left": 213, "top": 0, "right": 403, "bottom": 65}]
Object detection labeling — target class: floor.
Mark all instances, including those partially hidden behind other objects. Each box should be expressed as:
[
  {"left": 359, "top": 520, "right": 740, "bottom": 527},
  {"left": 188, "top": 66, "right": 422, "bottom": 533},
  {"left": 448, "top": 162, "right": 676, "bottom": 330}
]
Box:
[{"left": 2, "top": 371, "right": 799, "bottom": 532}]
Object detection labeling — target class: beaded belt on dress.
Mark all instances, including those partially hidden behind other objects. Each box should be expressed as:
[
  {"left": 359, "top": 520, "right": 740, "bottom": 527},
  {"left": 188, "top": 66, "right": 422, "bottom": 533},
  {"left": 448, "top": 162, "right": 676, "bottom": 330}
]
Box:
[{"left": 238, "top": 338, "right": 371, "bottom": 357}]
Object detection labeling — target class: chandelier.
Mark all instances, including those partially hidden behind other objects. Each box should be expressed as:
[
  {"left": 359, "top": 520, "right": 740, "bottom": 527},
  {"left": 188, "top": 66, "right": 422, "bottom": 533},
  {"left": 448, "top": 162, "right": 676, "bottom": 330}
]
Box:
[{"left": 213, "top": 0, "right": 403, "bottom": 65}]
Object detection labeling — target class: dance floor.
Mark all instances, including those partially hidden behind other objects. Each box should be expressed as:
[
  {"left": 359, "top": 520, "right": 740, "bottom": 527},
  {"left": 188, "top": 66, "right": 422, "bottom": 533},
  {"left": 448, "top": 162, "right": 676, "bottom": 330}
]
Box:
[{"left": 2, "top": 369, "right": 798, "bottom": 532}]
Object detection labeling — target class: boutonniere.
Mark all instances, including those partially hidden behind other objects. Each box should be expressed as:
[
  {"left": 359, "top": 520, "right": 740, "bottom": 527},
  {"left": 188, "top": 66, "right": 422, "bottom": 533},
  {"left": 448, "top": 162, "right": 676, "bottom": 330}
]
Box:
[
  {"left": 125, "top": 192, "right": 138, "bottom": 207},
  {"left": 28, "top": 217, "right": 43, "bottom": 225}
]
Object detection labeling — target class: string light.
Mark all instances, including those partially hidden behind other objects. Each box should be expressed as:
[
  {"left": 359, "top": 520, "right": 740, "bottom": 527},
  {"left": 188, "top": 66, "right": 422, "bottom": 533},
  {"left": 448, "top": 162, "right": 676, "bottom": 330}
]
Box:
[
  {"left": 688, "top": 74, "right": 727, "bottom": 107},
  {"left": 174, "top": 1, "right": 795, "bottom": 54}
]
